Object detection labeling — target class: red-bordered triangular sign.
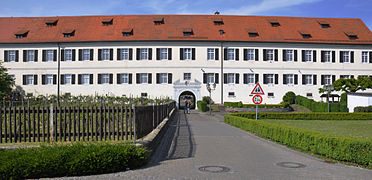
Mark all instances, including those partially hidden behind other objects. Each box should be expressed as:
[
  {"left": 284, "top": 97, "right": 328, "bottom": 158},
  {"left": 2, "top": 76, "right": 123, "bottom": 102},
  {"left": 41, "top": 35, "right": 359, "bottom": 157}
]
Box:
[{"left": 251, "top": 83, "right": 265, "bottom": 95}]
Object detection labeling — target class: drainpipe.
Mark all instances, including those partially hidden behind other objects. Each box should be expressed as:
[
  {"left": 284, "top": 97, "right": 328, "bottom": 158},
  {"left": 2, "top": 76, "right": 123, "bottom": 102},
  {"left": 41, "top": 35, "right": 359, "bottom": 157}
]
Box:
[
  {"left": 220, "top": 41, "right": 224, "bottom": 105},
  {"left": 57, "top": 43, "right": 60, "bottom": 107}
]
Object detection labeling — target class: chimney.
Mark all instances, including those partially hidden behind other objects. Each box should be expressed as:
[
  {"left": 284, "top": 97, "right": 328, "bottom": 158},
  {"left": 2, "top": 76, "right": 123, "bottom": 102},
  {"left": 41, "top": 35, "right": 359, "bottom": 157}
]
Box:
[{"left": 214, "top": 11, "right": 220, "bottom": 15}]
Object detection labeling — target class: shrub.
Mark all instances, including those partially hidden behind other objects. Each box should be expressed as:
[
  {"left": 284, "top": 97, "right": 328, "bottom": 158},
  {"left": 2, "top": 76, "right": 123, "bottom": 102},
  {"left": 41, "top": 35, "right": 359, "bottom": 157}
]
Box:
[
  {"left": 0, "top": 143, "right": 149, "bottom": 179},
  {"left": 224, "top": 114, "right": 372, "bottom": 168},
  {"left": 231, "top": 112, "right": 372, "bottom": 120},
  {"left": 296, "top": 95, "right": 348, "bottom": 112},
  {"left": 237, "top": 101, "right": 243, "bottom": 108},
  {"left": 202, "top": 96, "right": 211, "bottom": 104},
  {"left": 282, "top": 91, "right": 296, "bottom": 104},
  {"left": 354, "top": 106, "right": 372, "bottom": 112},
  {"left": 340, "top": 93, "right": 347, "bottom": 103},
  {"left": 224, "top": 102, "right": 289, "bottom": 108},
  {"left": 197, "top": 101, "right": 208, "bottom": 112}
]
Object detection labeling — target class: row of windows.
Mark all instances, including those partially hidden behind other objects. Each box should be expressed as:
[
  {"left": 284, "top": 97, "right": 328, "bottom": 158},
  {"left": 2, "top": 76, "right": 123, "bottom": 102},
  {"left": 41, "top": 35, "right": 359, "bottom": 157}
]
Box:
[
  {"left": 4, "top": 48, "right": 372, "bottom": 63},
  {"left": 21, "top": 73, "right": 368, "bottom": 86}
]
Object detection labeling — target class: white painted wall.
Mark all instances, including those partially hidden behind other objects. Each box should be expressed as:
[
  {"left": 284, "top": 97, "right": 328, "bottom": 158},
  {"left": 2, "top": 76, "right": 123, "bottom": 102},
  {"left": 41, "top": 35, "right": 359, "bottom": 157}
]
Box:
[{"left": 348, "top": 94, "right": 372, "bottom": 112}]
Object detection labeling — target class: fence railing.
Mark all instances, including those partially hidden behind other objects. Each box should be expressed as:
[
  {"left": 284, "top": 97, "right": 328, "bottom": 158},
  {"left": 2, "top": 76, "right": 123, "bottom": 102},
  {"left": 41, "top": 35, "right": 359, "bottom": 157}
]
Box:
[{"left": 0, "top": 101, "right": 176, "bottom": 143}]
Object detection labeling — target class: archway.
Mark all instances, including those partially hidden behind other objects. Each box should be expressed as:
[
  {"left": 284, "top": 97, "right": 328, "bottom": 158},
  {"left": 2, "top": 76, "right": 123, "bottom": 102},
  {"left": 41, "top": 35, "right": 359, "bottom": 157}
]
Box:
[{"left": 179, "top": 91, "right": 196, "bottom": 109}]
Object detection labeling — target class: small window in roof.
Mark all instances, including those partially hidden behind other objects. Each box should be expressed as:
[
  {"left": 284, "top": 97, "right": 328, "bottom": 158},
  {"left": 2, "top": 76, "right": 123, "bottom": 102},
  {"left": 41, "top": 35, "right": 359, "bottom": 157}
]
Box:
[
  {"left": 246, "top": 28, "right": 259, "bottom": 37},
  {"left": 318, "top": 20, "right": 330, "bottom": 28},
  {"left": 153, "top": 17, "right": 164, "bottom": 25},
  {"left": 345, "top": 32, "right": 358, "bottom": 40},
  {"left": 45, "top": 19, "right": 58, "bottom": 27},
  {"left": 299, "top": 31, "right": 312, "bottom": 39},
  {"left": 213, "top": 17, "right": 224, "bottom": 25},
  {"left": 183, "top": 28, "right": 194, "bottom": 36},
  {"left": 268, "top": 19, "right": 280, "bottom": 27},
  {"left": 102, "top": 18, "right": 113, "bottom": 26},
  {"left": 122, "top": 28, "right": 134, "bottom": 36},
  {"left": 15, "top": 30, "right": 29, "bottom": 39},
  {"left": 63, "top": 29, "right": 75, "bottom": 38}
]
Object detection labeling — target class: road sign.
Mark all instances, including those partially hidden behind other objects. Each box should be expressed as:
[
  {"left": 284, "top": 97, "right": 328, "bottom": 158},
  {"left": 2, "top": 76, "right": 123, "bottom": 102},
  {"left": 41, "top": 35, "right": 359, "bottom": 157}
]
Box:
[
  {"left": 251, "top": 83, "right": 265, "bottom": 95},
  {"left": 252, "top": 95, "right": 263, "bottom": 105}
]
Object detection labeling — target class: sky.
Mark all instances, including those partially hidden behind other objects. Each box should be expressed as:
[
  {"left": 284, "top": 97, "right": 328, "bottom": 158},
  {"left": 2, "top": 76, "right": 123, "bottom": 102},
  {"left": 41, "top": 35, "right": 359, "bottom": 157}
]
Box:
[{"left": 1, "top": 0, "right": 372, "bottom": 30}]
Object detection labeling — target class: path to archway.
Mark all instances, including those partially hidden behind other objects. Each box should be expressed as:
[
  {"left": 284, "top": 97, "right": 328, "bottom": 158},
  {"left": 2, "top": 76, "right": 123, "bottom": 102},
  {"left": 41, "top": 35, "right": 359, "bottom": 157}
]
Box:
[{"left": 178, "top": 91, "right": 196, "bottom": 109}]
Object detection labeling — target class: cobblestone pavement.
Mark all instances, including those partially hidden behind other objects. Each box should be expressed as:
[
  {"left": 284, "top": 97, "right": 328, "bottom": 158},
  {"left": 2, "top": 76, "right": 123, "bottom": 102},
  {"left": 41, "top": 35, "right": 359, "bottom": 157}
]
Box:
[{"left": 53, "top": 110, "right": 372, "bottom": 180}]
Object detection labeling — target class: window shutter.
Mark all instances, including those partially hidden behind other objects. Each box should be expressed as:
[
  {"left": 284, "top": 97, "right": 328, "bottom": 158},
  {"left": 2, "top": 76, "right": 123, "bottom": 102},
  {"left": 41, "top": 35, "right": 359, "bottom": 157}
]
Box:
[
  {"left": 313, "top": 75, "right": 317, "bottom": 85},
  {"left": 255, "top": 49, "right": 259, "bottom": 61},
  {"left": 332, "top": 51, "right": 335, "bottom": 63},
  {"left": 71, "top": 50, "right": 75, "bottom": 61},
  {"left": 4, "top": 51, "right": 9, "bottom": 62},
  {"left": 351, "top": 51, "right": 354, "bottom": 63},
  {"left": 117, "top": 48, "right": 121, "bottom": 60},
  {"left": 215, "top": 73, "right": 219, "bottom": 84},
  {"left": 294, "top": 74, "right": 298, "bottom": 85},
  {"left": 235, "top": 49, "right": 239, "bottom": 61},
  {"left": 16, "top": 50, "right": 20, "bottom": 62},
  {"left": 302, "top": 75, "right": 306, "bottom": 85},
  {"left": 283, "top": 50, "right": 287, "bottom": 62},
  {"left": 243, "top": 49, "right": 247, "bottom": 60},
  {"left": 109, "top": 74, "right": 113, "bottom": 84},
  {"left": 34, "top": 75, "right": 38, "bottom": 85},
  {"left": 110, "top": 49, "right": 113, "bottom": 60},
  {"left": 42, "top": 50, "right": 46, "bottom": 62},
  {"left": 53, "top": 75, "right": 57, "bottom": 84},
  {"left": 148, "top": 48, "right": 152, "bottom": 60},
  {"left": 294, "top": 50, "right": 298, "bottom": 62},
  {"left": 98, "top": 49, "right": 102, "bottom": 61},
  {"left": 61, "top": 75, "right": 65, "bottom": 85},
  {"left": 321, "top": 51, "right": 325, "bottom": 62},
  {"left": 224, "top": 73, "right": 227, "bottom": 84},
  {"left": 72, "top": 74, "right": 76, "bottom": 84},
  {"left": 321, "top": 75, "right": 325, "bottom": 85},
  {"left": 224, "top": 48, "right": 227, "bottom": 60},
  {"left": 215, "top": 48, "right": 219, "bottom": 60},
  {"left": 370, "top": 52, "right": 372, "bottom": 63},
  {"left": 61, "top": 50, "right": 65, "bottom": 61},
  {"left": 263, "top": 49, "right": 267, "bottom": 61},
  {"left": 90, "top": 49, "right": 93, "bottom": 61},
  {"left": 156, "top": 73, "right": 160, "bottom": 84},
  {"left": 274, "top": 49, "right": 278, "bottom": 61},
  {"left": 51, "top": 50, "right": 56, "bottom": 61},
  {"left": 275, "top": 74, "right": 278, "bottom": 84},
  {"left": 168, "top": 48, "right": 172, "bottom": 60},
  {"left": 23, "top": 50, "right": 27, "bottom": 62},
  {"left": 148, "top": 73, "right": 152, "bottom": 84},
  {"left": 168, "top": 73, "right": 172, "bottom": 84},
  {"left": 136, "top": 48, "right": 140, "bottom": 60},
  {"left": 79, "top": 49, "right": 82, "bottom": 61},
  {"left": 129, "top": 74, "right": 132, "bottom": 84},
  {"left": 302, "top": 50, "right": 305, "bottom": 62},
  {"left": 332, "top": 75, "right": 336, "bottom": 83},
  {"left": 156, "top": 48, "right": 160, "bottom": 60},
  {"left": 180, "top": 48, "right": 184, "bottom": 60},
  {"left": 23, "top": 75, "right": 26, "bottom": 85},
  {"left": 255, "top": 74, "right": 259, "bottom": 84},
  {"left": 89, "top": 74, "right": 93, "bottom": 84},
  {"left": 42, "top": 75, "right": 46, "bottom": 85},
  {"left": 243, "top": 74, "right": 248, "bottom": 84},
  {"left": 263, "top": 74, "right": 267, "bottom": 84},
  {"left": 351, "top": 75, "right": 354, "bottom": 79},
  {"left": 78, "top": 74, "right": 82, "bottom": 84},
  {"left": 340, "top": 51, "right": 344, "bottom": 63},
  {"left": 34, "top": 50, "right": 38, "bottom": 62},
  {"left": 117, "top": 74, "right": 121, "bottom": 84},
  {"left": 235, "top": 73, "right": 239, "bottom": 84},
  {"left": 136, "top": 73, "right": 140, "bottom": 84},
  {"left": 192, "top": 48, "right": 196, "bottom": 60},
  {"left": 283, "top": 74, "right": 287, "bottom": 84},
  {"left": 129, "top": 49, "right": 133, "bottom": 60},
  {"left": 98, "top": 74, "right": 102, "bottom": 84},
  {"left": 313, "top": 50, "right": 317, "bottom": 62},
  {"left": 203, "top": 73, "right": 207, "bottom": 84}
]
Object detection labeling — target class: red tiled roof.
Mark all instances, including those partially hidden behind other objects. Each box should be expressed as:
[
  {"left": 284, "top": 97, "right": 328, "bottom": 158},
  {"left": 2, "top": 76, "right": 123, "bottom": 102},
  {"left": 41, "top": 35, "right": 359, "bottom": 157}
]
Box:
[{"left": 0, "top": 15, "right": 371, "bottom": 44}]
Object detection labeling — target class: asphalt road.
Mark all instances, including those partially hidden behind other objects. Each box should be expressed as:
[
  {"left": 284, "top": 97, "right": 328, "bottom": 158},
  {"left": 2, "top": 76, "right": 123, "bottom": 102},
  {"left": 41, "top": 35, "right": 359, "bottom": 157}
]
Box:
[{"left": 57, "top": 110, "right": 372, "bottom": 180}]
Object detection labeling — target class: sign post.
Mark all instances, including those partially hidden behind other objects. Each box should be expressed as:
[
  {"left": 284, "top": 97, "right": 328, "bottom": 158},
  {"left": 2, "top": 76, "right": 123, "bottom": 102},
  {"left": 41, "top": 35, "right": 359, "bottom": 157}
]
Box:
[
  {"left": 252, "top": 95, "right": 263, "bottom": 120},
  {"left": 251, "top": 83, "right": 264, "bottom": 120}
]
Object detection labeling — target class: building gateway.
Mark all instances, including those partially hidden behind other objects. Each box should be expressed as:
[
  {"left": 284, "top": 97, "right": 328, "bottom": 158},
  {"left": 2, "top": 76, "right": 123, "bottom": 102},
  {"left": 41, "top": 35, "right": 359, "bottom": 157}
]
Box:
[{"left": 1, "top": 15, "right": 372, "bottom": 107}]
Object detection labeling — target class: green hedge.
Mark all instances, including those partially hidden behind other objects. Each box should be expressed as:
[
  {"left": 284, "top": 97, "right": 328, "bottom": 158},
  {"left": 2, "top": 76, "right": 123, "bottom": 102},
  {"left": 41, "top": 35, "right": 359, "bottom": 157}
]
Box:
[
  {"left": 197, "top": 101, "right": 208, "bottom": 112},
  {"left": 0, "top": 143, "right": 148, "bottom": 179},
  {"left": 224, "top": 102, "right": 289, "bottom": 108},
  {"left": 296, "top": 95, "right": 348, "bottom": 112},
  {"left": 232, "top": 112, "right": 372, "bottom": 120},
  {"left": 224, "top": 115, "right": 372, "bottom": 168},
  {"left": 354, "top": 106, "right": 372, "bottom": 112}
]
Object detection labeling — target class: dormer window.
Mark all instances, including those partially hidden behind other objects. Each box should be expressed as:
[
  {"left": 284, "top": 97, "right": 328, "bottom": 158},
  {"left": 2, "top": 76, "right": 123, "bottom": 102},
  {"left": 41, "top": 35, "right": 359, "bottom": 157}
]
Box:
[
  {"left": 122, "top": 28, "right": 133, "bottom": 36},
  {"left": 247, "top": 28, "right": 259, "bottom": 37},
  {"left": 45, "top": 19, "right": 58, "bottom": 27},
  {"left": 213, "top": 17, "right": 224, "bottom": 25},
  {"left": 345, "top": 32, "right": 358, "bottom": 40},
  {"left": 318, "top": 20, "right": 330, "bottom": 28},
  {"left": 299, "top": 31, "right": 312, "bottom": 39},
  {"left": 219, "top": 29, "right": 225, "bottom": 35},
  {"left": 102, "top": 18, "right": 113, "bottom": 26},
  {"left": 153, "top": 17, "right": 164, "bottom": 25},
  {"left": 63, "top": 30, "right": 75, "bottom": 38},
  {"left": 15, "top": 30, "right": 29, "bottom": 39},
  {"left": 268, "top": 19, "right": 280, "bottom": 27},
  {"left": 183, "top": 28, "right": 194, "bottom": 36}
]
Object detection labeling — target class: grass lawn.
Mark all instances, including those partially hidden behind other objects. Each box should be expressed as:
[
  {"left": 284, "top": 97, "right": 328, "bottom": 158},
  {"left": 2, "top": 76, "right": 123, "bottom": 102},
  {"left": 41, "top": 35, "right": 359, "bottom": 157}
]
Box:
[{"left": 263, "top": 120, "right": 372, "bottom": 139}]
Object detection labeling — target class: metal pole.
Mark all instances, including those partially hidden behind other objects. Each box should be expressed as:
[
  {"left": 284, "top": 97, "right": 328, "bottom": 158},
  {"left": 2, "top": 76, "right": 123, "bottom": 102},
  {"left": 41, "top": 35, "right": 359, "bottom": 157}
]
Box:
[
  {"left": 50, "top": 103, "right": 54, "bottom": 144},
  {"left": 256, "top": 105, "right": 258, "bottom": 120},
  {"left": 57, "top": 43, "right": 61, "bottom": 107},
  {"left": 327, "top": 90, "right": 330, "bottom": 113},
  {"left": 209, "top": 91, "right": 212, "bottom": 115},
  {"left": 220, "top": 42, "right": 224, "bottom": 104}
]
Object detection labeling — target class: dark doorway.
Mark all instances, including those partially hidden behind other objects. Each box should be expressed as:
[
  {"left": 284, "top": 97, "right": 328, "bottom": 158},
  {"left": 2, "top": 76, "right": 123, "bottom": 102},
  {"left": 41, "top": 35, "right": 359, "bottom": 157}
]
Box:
[{"left": 179, "top": 91, "right": 196, "bottom": 109}]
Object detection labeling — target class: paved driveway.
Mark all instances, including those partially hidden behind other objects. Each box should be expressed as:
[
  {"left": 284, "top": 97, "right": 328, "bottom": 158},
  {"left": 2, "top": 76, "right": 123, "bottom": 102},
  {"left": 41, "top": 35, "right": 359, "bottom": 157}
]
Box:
[{"left": 57, "top": 111, "right": 372, "bottom": 180}]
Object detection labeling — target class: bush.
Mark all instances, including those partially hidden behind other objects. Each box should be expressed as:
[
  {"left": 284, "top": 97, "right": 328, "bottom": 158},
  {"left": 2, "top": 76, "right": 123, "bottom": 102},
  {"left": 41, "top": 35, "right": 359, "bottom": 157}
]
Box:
[
  {"left": 340, "top": 93, "right": 347, "bottom": 103},
  {"left": 354, "top": 106, "right": 372, "bottom": 112},
  {"left": 202, "top": 96, "right": 211, "bottom": 104},
  {"left": 197, "top": 101, "right": 208, "bottom": 112},
  {"left": 224, "top": 102, "right": 289, "bottom": 108},
  {"left": 224, "top": 115, "right": 372, "bottom": 168},
  {"left": 282, "top": 91, "right": 296, "bottom": 104},
  {"left": 0, "top": 143, "right": 149, "bottom": 179},
  {"left": 231, "top": 112, "right": 372, "bottom": 120},
  {"left": 296, "top": 95, "right": 348, "bottom": 112}
]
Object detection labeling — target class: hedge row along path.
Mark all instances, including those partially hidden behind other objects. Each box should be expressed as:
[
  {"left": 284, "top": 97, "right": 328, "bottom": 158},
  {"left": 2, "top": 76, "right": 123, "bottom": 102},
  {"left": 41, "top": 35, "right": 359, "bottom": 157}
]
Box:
[{"left": 55, "top": 110, "right": 372, "bottom": 180}]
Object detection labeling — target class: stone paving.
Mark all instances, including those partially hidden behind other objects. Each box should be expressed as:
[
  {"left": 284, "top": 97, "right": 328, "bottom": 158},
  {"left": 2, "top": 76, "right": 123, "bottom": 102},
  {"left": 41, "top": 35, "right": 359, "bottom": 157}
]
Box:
[{"left": 54, "top": 110, "right": 372, "bottom": 180}]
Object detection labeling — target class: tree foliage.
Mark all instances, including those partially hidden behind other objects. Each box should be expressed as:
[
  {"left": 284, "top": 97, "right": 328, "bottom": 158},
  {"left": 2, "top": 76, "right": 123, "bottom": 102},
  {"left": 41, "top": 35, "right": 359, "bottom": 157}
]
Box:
[
  {"left": 319, "top": 76, "right": 372, "bottom": 94},
  {"left": 0, "top": 62, "right": 15, "bottom": 99}
]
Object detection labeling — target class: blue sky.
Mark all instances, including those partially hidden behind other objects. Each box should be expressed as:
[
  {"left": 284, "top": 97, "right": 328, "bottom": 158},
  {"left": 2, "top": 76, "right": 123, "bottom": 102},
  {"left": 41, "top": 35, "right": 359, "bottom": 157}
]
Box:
[{"left": 1, "top": 0, "right": 372, "bottom": 30}]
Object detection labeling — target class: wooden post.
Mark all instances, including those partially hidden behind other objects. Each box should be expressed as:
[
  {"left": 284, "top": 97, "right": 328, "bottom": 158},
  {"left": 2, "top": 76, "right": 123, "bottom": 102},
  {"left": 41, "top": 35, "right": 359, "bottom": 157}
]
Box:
[
  {"left": 18, "top": 106, "right": 22, "bottom": 142},
  {"left": 73, "top": 106, "right": 76, "bottom": 141},
  {"left": 82, "top": 105, "right": 85, "bottom": 141},
  {"left": 108, "top": 106, "right": 111, "bottom": 140},
  {"left": 42, "top": 106, "right": 45, "bottom": 142},
  {"left": 78, "top": 103, "right": 81, "bottom": 141},
  {"left": 121, "top": 105, "right": 124, "bottom": 140},
  {"left": 33, "top": 106, "right": 36, "bottom": 142},
  {"left": 125, "top": 105, "right": 128, "bottom": 140},
  {"left": 95, "top": 106, "right": 98, "bottom": 141},
  {"left": 132, "top": 103, "right": 136, "bottom": 143},
  {"left": 50, "top": 104, "right": 54, "bottom": 144},
  {"left": 37, "top": 106, "right": 40, "bottom": 142},
  {"left": 64, "top": 106, "right": 67, "bottom": 142}
]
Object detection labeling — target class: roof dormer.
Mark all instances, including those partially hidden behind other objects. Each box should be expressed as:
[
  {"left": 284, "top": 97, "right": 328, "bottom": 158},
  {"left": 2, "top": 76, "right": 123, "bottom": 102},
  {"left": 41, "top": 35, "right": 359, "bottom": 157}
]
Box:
[
  {"left": 318, "top": 20, "right": 330, "bottom": 28},
  {"left": 299, "top": 30, "right": 312, "bottom": 39},
  {"left": 15, "top": 30, "right": 29, "bottom": 39},
  {"left": 153, "top": 17, "right": 164, "bottom": 25},
  {"left": 63, "top": 29, "right": 75, "bottom": 38},
  {"left": 345, "top": 32, "right": 358, "bottom": 40},
  {"left": 268, "top": 19, "right": 280, "bottom": 27},
  {"left": 246, "top": 28, "right": 259, "bottom": 37},
  {"left": 122, "top": 28, "right": 134, "bottom": 36},
  {"left": 183, "top": 28, "right": 194, "bottom": 36},
  {"left": 213, "top": 17, "right": 224, "bottom": 25},
  {"left": 45, "top": 19, "right": 58, "bottom": 27},
  {"left": 102, "top": 18, "right": 113, "bottom": 26}
]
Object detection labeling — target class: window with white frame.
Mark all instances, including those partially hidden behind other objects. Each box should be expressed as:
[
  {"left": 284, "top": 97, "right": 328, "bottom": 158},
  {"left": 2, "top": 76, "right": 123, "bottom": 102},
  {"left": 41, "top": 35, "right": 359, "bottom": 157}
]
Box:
[
  {"left": 140, "top": 48, "right": 148, "bottom": 60},
  {"left": 266, "top": 49, "right": 274, "bottom": 61},
  {"left": 324, "top": 75, "right": 332, "bottom": 85},
  {"left": 64, "top": 49, "right": 72, "bottom": 61},
  {"left": 362, "top": 52, "right": 369, "bottom": 63},
  {"left": 285, "top": 74, "right": 294, "bottom": 84},
  {"left": 324, "top": 51, "right": 331, "bottom": 62},
  {"left": 46, "top": 50, "right": 54, "bottom": 61},
  {"left": 100, "top": 74, "right": 110, "bottom": 84},
  {"left": 207, "top": 73, "right": 215, "bottom": 84},
  {"left": 82, "top": 74, "right": 90, "bottom": 84},
  {"left": 140, "top": 73, "right": 148, "bottom": 84},
  {"left": 121, "top": 48, "right": 129, "bottom": 60},
  {"left": 246, "top": 73, "right": 255, "bottom": 84},
  {"left": 340, "top": 75, "right": 351, "bottom": 79},
  {"left": 228, "top": 92, "right": 235, "bottom": 97},
  {"left": 304, "top": 75, "right": 313, "bottom": 85},
  {"left": 183, "top": 48, "right": 192, "bottom": 60},
  {"left": 305, "top": 50, "right": 312, "bottom": 62},
  {"left": 64, "top": 74, "right": 72, "bottom": 84},
  {"left": 8, "top": 50, "right": 16, "bottom": 62},
  {"left": 159, "top": 73, "right": 168, "bottom": 84},
  {"left": 266, "top": 74, "right": 274, "bottom": 84},
  {"left": 160, "top": 48, "right": 168, "bottom": 60},
  {"left": 342, "top": 51, "right": 350, "bottom": 63},
  {"left": 285, "top": 50, "right": 294, "bottom": 61},
  {"left": 119, "top": 73, "right": 129, "bottom": 84},
  {"left": 26, "top": 75, "right": 34, "bottom": 85},
  {"left": 207, "top": 48, "right": 215, "bottom": 60},
  {"left": 102, "top": 49, "right": 110, "bottom": 60},
  {"left": 227, "top": 49, "right": 235, "bottom": 60},
  {"left": 246, "top": 49, "right": 255, "bottom": 61},
  {"left": 46, "top": 74, "right": 54, "bottom": 85},
  {"left": 82, "top": 49, "right": 90, "bottom": 61},
  {"left": 184, "top": 73, "right": 191, "bottom": 81},
  {"left": 26, "top": 50, "right": 35, "bottom": 62},
  {"left": 227, "top": 73, "right": 235, "bottom": 84}
]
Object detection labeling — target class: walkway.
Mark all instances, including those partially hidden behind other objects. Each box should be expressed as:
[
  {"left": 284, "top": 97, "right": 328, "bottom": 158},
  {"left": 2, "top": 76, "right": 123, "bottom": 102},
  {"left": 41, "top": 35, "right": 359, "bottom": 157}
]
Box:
[{"left": 60, "top": 110, "right": 372, "bottom": 180}]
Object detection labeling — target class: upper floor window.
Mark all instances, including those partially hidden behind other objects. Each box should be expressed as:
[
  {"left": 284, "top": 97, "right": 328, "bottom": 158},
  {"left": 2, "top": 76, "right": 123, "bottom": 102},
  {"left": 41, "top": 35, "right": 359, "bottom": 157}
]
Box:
[
  {"left": 207, "top": 48, "right": 215, "bottom": 60},
  {"left": 23, "top": 75, "right": 36, "bottom": 85},
  {"left": 362, "top": 52, "right": 369, "bottom": 63},
  {"left": 136, "top": 48, "right": 152, "bottom": 60},
  {"left": 25, "top": 50, "right": 36, "bottom": 62},
  {"left": 283, "top": 49, "right": 296, "bottom": 61},
  {"left": 184, "top": 73, "right": 191, "bottom": 81},
  {"left": 136, "top": 73, "right": 152, "bottom": 84},
  {"left": 245, "top": 49, "right": 255, "bottom": 61},
  {"left": 263, "top": 49, "right": 277, "bottom": 61},
  {"left": 304, "top": 50, "right": 312, "bottom": 62},
  {"left": 98, "top": 49, "right": 113, "bottom": 61},
  {"left": 184, "top": 48, "right": 192, "bottom": 60},
  {"left": 102, "top": 49, "right": 111, "bottom": 60},
  {"left": 321, "top": 50, "right": 334, "bottom": 63},
  {"left": 341, "top": 51, "right": 350, "bottom": 63},
  {"left": 224, "top": 73, "right": 239, "bottom": 84},
  {"left": 82, "top": 74, "right": 90, "bottom": 85},
  {"left": 64, "top": 49, "right": 72, "bottom": 61},
  {"left": 83, "top": 49, "right": 91, "bottom": 61},
  {"left": 118, "top": 73, "right": 132, "bottom": 84},
  {"left": 243, "top": 73, "right": 257, "bottom": 84},
  {"left": 203, "top": 73, "right": 219, "bottom": 84},
  {"left": 98, "top": 73, "right": 112, "bottom": 84},
  {"left": 8, "top": 50, "right": 16, "bottom": 62},
  {"left": 156, "top": 73, "right": 170, "bottom": 84},
  {"left": 263, "top": 74, "right": 278, "bottom": 84},
  {"left": 227, "top": 49, "right": 235, "bottom": 60},
  {"left": 303, "top": 75, "right": 313, "bottom": 85},
  {"left": 121, "top": 48, "right": 129, "bottom": 60}
]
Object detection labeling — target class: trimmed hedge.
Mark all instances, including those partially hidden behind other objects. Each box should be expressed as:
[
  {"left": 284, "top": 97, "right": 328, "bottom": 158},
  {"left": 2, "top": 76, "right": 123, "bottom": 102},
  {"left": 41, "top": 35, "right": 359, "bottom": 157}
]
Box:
[
  {"left": 354, "top": 106, "right": 372, "bottom": 112},
  {"left": 232, "top": 112, "right": 372, "bottom": 120},
  {"left": 224, "top": 102, "right": 289, "bottom": 108},
  {"left": 224, "top": 114, "right": 372, "bottom": 168},
  {"left": 197, "top": 101, "right": 208, "bottom": 112},
  {"left": 296, "top": 95, "right": 348, "bottom": 112},
  {"left": 0, "top": 143, "right": 149, "bottom": 179}
]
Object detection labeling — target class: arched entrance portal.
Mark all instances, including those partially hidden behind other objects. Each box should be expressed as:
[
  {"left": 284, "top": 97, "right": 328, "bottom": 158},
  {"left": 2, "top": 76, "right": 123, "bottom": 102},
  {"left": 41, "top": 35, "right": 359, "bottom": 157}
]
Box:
[{"left": 179, "top": 91, "right": 196, "bottom": 109}]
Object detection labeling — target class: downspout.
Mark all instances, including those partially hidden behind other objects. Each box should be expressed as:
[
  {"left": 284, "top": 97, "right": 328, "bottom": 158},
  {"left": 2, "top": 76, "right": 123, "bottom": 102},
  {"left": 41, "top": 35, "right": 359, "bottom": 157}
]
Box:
[
  {"left": 220, "top": 41, "right": 224, "bottom": 104},
  {"left": 57, "top": 43, "right": 60, "bottom": 107}
]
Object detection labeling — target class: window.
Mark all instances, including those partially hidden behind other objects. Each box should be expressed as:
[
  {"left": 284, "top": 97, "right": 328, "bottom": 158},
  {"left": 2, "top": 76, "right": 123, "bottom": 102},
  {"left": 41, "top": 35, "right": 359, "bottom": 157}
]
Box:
[
  {"left": 304, "top": 75, "right": 313, "bottom": 85},
  {"left": 324, "top": 75, "right": 332, "bottom": 85},
  {"left": 64, "top": 49, "right": 72, "bottom": 61},
  {"left": 184, "top": 73, "right": 191, "bottom": 81},
  {"left": 119, "top": 74, "right": 129, "bottom": 84},
  {"left": 306, "top": 93, "right": 313, "bottom": 97},
  {"left": 362, "top": 52, "right": 369, "bottom": 63},
  {"left": 100, "top": 74, "right": 110, "bottom": 84},
  {"left": 82, "top": 74, "right": 90, "bottom": 85},
  {"left": 141, "top": 93, "right": 148, "bottom": 97},
  {"left": 183, "top": 28, "right": 193, "bottom": 36},
  {"left": 285, "top": 74, "right": 294, "bottom": 84},
  {"left": 64, "top": 74, "right": 72, "bottom": 85},
  {"left": 341, "top": 51, "right": 350, "bottom": 63},
  {"left": 246, "top": 49, "right": 255, "bottom": 61},
  {"left": 160, "top": 48, "right": 168, "bottom": 60},
  {"left": 244, "top": 73, "right": 255, "bottom": 84},
  {"left": 154, "top": 17, "right": 164, "bottom": 25},
  {"left": 227, "top": 73, "right": 235, "bottom": 84},
  {"left": 102, "top": 18, "right": 113, "bottom": 26},
  {"left": 122, "top": 28, "right": 133, "bottom": 36},
  {"left": 140, "top": 73, "right": 148, "bottom": 84},
  {"left": 284, "top": 50, "right": 294, "bottom": 61},
  {"left": 45, "top": 20, "right": 58, "bottom": 27},
  {"left": 83, "top": 49, "right": 90, "bottom": 61},
  {"left": 340, "top": 75, "right": 352, "bottom": 79},
  {"left": 121, "top": 48, "right": 129, "bottom": 60},
  {"left": 183, "top": 48, "right": 192, "bottom": 60},
  {"left": 228, "top": 92, "right": 235, "bottom": 97},
  {"left": 227, "top": 49, "right": 235, "bottom": 60},
  {"left": 45, "top": 74, "right": 54, "bottom": 85},
  {"left": 63, "top": 30, "right": 75, "bottom": 37},
  {"left": 26, "top": 75, "right": 34, "bottom": 85},
  {"left": 102, "top": 49, "right": 110, "bottom": 60},
  {"left": 322, "top": 51, "right": 332, "bottom": 63},
  {"left": 265, "top": 49, "right": 274, "bottom": 61},
  {"left": 269, "top": 19, "right": 280, "bottom": 27},
  {"left": 268, "top": 93, "right": 274, "bottom": 97},
  {"left": 263, "top": 74, "right": 277, "bottom": 84},
  {"left": 207, "top": 73, "right": 215, "bottom": 84},
  {"left": 8, "top": 50, "right": 16, "bottom": 62},
  {"left": 304, "top": 50, "right": 312, "bottom": 62},
  {"left": 46, "top": 50, "right": 54, "bottom": 61},
  {"left": 140, "top": 48, "right": 148, "bottom": 60},
  {"left": 207, "top": 48, "right": 215, "bottom": 60},
  {"left": 158, "top": 73, "right": 168, "bottom": 84}
]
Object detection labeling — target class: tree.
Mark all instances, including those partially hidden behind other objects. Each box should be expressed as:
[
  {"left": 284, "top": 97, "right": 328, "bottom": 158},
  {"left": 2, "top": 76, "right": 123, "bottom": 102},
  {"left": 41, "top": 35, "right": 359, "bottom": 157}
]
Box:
[
  {"left": 0, "top": 62, "right": 15, "bottom": 99},
  {"left": 319, "top": 76, "right": 372, "bottom": 94}
]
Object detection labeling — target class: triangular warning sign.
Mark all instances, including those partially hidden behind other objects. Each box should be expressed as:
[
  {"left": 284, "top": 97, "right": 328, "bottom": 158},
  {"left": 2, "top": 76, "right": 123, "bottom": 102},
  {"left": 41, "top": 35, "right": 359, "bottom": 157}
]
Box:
[{"left": 251, "top": 83, "right": 265, "bottom": 95}]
